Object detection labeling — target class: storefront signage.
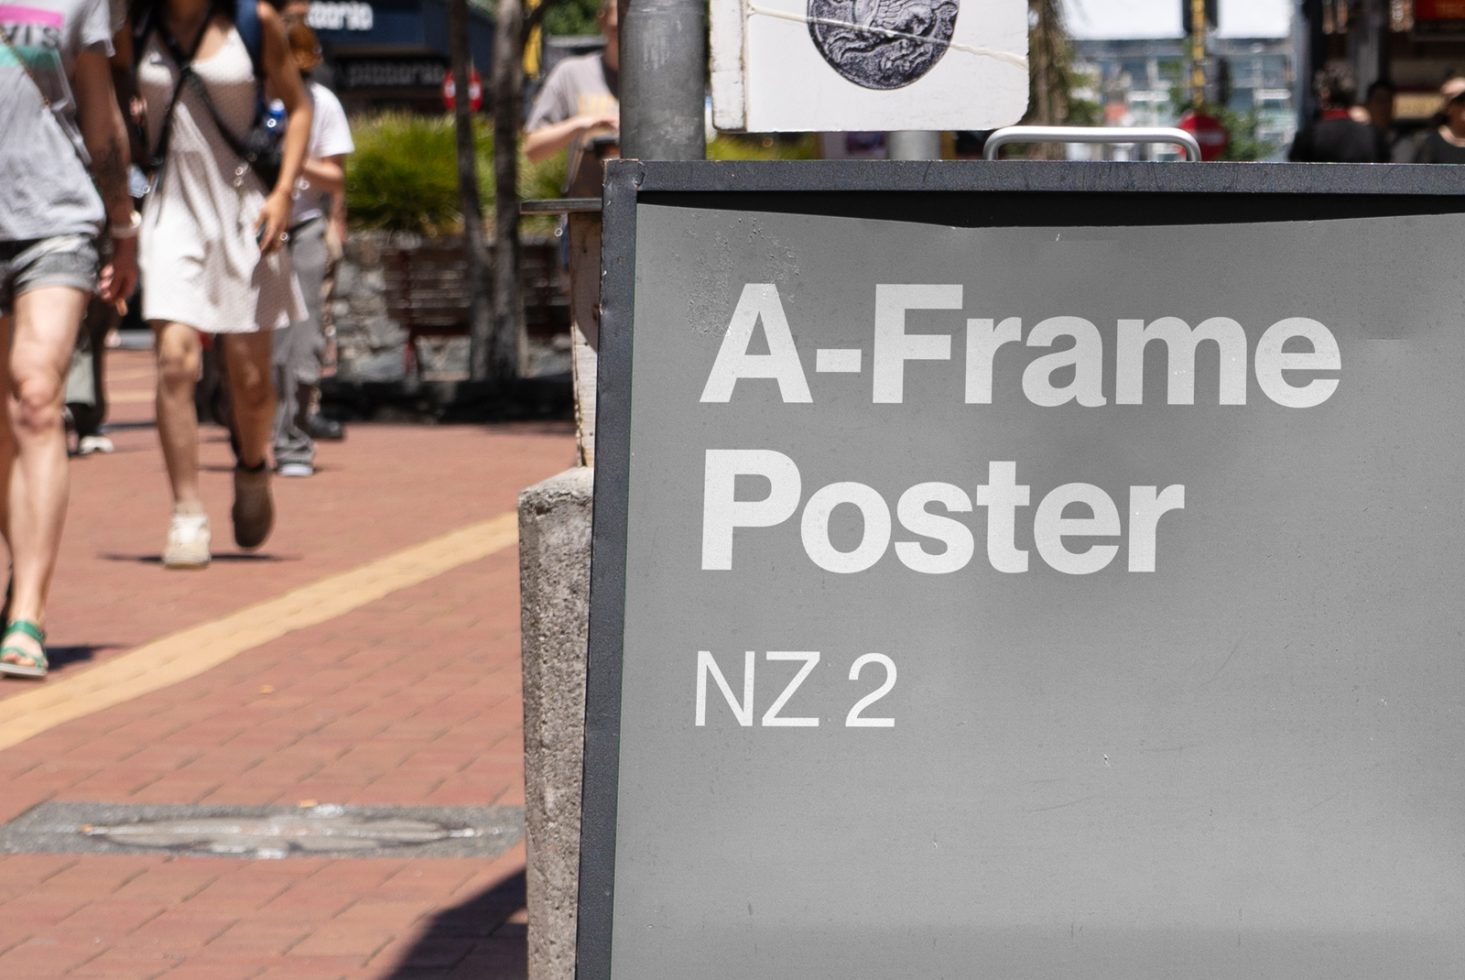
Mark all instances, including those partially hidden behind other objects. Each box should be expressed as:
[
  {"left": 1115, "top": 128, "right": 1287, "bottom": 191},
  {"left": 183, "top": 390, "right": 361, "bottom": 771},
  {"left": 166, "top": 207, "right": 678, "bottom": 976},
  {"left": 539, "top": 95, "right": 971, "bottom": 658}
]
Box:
[
  {"left": 578, "top": 161, "right": 1465, "bottom": 979},
  {"left": 307, "top": 0, "right": 495, "bottom": 75},
  {"left": 307, "top": 0, "right": 374, "bottom": 32},
  {"left": 337, "top": 57, "right": 446, "bottom": 89}
]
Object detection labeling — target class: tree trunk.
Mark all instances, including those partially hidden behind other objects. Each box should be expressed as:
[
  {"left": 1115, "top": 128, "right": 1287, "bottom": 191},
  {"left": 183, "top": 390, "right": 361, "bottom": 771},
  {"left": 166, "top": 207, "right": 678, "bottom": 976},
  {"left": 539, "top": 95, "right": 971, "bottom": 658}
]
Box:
[
  {"left": 488, "top": 0, "right": 527, "bottom": 383},
  {"left": 1024, "top": 0, "right": 1071, "bottom": 159},
  {"left": 450, "top": 0, "right": 494, "bottom": 382}
]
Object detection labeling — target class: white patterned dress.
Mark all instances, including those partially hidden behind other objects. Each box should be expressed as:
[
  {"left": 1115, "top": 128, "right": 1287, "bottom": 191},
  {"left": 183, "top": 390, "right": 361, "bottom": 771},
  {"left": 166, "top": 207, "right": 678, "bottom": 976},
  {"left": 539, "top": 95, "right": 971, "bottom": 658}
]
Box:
[{"left": 137, "top": 26, "right": 303, "bottom": 333}]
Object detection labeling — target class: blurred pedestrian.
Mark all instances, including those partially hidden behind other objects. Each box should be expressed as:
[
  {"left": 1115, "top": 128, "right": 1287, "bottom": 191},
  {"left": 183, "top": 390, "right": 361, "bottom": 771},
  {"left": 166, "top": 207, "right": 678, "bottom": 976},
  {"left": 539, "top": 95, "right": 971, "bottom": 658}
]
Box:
[
  {"left": 65, "top": 10, "right": 147, "bottom": 458},
  {"left": 1362, "top": 79, "right": 1395, "bottom": 135},
  {"left": 274, "top": 0, "right": 346, "bottom": 441},
  {"left": 524, "top": 0, "right": 619, "bottom": 186},
  {"left": 65, "top": 295, "right": 117, "bottom": 455},
  {"left": 129, "top": 0, "right": 312, "bottom": 567},
  {"left": 1289, "top": 64, "right": 1391, "bottom": 163},
  {"left": 525, "top": 0, "right": 618, "bottom": 288},
  {"left": 272, "top": 15, "right": 351, "bottom": 478},
  {"left": 1399, "top": 76, "right": 1465, "bottom": 164},
  {"left": 0, "top": 0, "right": 138, "bottom": 677}
]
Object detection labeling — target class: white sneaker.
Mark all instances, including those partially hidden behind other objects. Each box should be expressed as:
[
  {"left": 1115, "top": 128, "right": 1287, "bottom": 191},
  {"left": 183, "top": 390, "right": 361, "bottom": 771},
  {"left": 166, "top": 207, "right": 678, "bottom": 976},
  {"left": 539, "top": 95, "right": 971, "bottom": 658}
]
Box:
[
  {"left": 164, "top": 512, "right": 211, "bottom": 569},
  {"left": 277, "top": 462, "right": 314, "bottom": 478},
  {"left": 78, "top": 435, "right": 115, "bottom": 455}
]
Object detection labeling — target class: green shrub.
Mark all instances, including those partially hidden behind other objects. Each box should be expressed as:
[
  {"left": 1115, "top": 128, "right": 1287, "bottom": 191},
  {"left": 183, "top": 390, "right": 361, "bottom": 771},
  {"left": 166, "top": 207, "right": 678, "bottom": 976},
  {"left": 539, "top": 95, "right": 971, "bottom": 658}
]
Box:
[
  {"left": 518, "top": 146, "right": 567, "bottom": 238},
  {"left": 346, "top": 112, "right": 570, "bottom": 235},
  {"left": 348, "top": 113, "right": 462, "bottom": 235},
  {"left": 708, "top": 133, "right": 820, "bottom": 161},
  {"left": 346, "top": 116, "right": 819, "bottom": 234}
]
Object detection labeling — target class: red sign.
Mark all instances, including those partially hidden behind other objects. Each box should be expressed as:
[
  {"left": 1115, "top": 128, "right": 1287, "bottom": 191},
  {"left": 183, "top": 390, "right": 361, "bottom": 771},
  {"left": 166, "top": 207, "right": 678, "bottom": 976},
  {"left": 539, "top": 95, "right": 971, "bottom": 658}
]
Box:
[
  {"left": 1416, "top": 0, "right": 1465, "bottom": 19},
  {"left": 1178, "top": 109, "right": 1229, "bottom": 161},
  {"left": 442, "top": 68, "right": 483, "bottom": 112}
]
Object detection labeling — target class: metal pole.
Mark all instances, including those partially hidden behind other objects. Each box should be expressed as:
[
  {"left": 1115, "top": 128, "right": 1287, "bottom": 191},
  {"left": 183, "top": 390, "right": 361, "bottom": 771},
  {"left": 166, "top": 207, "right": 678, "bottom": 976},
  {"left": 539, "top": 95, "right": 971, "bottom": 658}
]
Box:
[
  {"left": 620, "top": 0, "right": 707, "bottom": 160},
  {"left": 888, "top": 131, "right": 941, "bottom": 160},
  {"left": 1191, "top": 0, "right": 1206, "bottom": 107}
]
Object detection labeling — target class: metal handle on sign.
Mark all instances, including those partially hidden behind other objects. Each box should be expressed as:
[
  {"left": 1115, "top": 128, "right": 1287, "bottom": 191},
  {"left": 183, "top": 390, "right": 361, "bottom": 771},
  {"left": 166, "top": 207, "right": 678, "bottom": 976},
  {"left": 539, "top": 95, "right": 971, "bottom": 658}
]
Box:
[{"left": 983, "top": 126, "right": 1202, "bottom": 162}]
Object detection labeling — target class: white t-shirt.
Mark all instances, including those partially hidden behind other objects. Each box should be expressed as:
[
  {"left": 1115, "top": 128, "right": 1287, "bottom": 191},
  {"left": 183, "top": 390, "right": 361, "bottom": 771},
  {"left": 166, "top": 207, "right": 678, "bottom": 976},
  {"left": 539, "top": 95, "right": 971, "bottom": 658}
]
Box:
[
  {"left": 0, "top": 0, "right": 113, "bottom": 241},
  {"left": 289, "top": 80, "right": 353, "bottom": 226}
]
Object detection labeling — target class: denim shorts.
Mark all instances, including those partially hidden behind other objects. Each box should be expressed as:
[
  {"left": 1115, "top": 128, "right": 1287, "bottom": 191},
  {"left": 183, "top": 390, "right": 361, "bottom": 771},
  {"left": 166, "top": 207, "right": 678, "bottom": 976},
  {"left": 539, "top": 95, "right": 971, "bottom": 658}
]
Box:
[{"left": 0, "top": 235, "right": 100, "bottom": 317}]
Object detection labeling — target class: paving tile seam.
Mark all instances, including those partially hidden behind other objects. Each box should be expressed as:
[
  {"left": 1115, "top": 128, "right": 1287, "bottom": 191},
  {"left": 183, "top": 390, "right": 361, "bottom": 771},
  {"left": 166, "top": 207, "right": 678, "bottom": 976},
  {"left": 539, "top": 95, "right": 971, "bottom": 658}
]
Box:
[
  {"left": 0, "top": 514, "right": 520, "bottom": 752},
  {"left": 104, "top": 391, "right": 156, "bottom": 405}
]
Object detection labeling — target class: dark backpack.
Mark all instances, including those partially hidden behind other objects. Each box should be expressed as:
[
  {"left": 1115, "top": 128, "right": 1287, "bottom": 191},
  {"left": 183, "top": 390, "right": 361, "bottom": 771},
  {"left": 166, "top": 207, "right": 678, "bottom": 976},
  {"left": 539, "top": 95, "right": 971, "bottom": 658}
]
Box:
[{"left": 231, "top": 0, "right": 266, "bottom": 83}]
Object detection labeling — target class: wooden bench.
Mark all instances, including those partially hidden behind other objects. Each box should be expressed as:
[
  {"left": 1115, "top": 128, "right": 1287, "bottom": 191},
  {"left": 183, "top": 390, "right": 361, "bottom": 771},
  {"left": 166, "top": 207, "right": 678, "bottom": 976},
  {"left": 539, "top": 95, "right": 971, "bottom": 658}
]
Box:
[{"left": 382, "top": 237, "right": 569, "bottom": 378}]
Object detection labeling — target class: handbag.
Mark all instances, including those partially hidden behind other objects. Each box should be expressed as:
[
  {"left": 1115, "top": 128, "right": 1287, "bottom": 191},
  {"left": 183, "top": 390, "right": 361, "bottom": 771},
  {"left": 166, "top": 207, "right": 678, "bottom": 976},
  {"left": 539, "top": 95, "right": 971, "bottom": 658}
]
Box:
[
  {"left": 185, "top": 72, "right": 284, "bottom": 190},
  {"left": 235, "top": 105, "right": 285, "bottom": 190}
]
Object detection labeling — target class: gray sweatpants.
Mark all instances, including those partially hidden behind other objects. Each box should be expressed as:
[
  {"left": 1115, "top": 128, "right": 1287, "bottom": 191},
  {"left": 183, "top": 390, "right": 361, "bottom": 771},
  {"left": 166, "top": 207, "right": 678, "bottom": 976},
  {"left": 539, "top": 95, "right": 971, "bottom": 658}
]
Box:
[{"left": 273, "top": 216, "right": 328, "bottom": 467}]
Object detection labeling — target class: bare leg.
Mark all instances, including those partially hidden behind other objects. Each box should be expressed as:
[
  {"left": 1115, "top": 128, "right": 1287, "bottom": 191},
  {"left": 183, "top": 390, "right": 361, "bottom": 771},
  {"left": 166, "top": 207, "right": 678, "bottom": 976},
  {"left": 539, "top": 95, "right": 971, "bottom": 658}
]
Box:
[
  {"left": 0, "top": 315, "right": 9, "bottom": 559},
  {"left": 152, "top": 320, "right": 204, "bottom": 512},
  {"left": 1, "top": 286, "right": 87, "bottom": 670},
  {"left": 219, "top": 331, "right": 275, "bottom": 470}
]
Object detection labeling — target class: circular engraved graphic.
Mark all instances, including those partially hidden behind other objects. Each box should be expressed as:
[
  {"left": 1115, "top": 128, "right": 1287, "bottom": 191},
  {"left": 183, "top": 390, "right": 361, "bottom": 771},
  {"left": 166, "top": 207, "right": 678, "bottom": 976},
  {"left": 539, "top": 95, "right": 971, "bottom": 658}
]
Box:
[{"left": 807, "top": 0, "right": 960, "bottom": 90}]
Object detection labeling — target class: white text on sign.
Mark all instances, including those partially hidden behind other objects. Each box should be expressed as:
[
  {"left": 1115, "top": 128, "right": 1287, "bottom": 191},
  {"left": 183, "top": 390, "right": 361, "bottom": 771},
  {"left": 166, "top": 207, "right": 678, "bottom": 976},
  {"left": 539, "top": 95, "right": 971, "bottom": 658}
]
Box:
[
  {"left": 697, "top": 283, "right": 1343, "bottom": 575},
  {"left": 700, "top": 283, "right": 1341, "bottom": 408},
  {"left": 694, "top": 651, "right": 898, "bottom": 728},
  {"left": 703, "top": 454, "right": 1184, "bottom": 575}
]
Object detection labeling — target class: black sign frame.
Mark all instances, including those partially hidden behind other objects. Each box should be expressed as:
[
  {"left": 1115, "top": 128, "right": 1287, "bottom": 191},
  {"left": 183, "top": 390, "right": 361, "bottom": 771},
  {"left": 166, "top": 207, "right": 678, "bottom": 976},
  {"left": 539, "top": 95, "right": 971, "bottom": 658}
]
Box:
[{"left": 577, "top": 160, "right": 1465, "bottom": 979}]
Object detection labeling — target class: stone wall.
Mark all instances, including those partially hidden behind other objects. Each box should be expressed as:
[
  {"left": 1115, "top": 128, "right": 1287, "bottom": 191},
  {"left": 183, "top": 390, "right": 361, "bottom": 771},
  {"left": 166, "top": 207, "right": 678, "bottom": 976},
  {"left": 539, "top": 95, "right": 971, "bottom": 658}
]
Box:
[
  {"left": 330, "top": 231, "right": 570, "bottom": 383},
  {"left": 331, "top": 230, "right": 410, "bottom": 383}
]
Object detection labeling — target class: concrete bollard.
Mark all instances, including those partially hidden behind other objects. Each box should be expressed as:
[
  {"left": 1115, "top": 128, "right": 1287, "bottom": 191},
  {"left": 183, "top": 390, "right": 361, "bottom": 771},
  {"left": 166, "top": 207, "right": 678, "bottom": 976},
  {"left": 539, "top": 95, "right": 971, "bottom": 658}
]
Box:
[{"left": 518, "top": 466, "right": 595, "bottom": 980}]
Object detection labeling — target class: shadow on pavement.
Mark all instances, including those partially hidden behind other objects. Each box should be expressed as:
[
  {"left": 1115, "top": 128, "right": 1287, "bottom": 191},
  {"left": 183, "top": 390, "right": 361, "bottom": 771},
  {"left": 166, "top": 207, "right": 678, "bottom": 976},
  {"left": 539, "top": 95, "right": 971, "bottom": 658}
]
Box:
[
  {"left": 98, "top": 552, "right": 298, "bottom": 565},
  {"left": 384, "top": 868, "right": 527, "bottom": 979},
  {"left": 39, "top": 643, "right": 117, "bottom": 670}
]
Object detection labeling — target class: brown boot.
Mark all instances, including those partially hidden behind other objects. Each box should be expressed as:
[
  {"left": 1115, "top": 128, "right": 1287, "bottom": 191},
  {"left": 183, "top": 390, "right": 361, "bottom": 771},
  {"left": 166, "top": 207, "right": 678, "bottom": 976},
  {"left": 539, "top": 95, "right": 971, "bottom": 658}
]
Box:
[{"left": 232, "top": 463, "right": 274, "bottom": 550}]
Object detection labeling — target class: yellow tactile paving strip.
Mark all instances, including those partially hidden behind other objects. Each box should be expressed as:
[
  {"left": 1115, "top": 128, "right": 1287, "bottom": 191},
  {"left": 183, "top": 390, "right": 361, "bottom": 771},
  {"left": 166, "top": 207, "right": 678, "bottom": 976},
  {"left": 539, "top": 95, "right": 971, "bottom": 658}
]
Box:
[{"left": 0, "top": 512, "right": 519, "bottom": 751}]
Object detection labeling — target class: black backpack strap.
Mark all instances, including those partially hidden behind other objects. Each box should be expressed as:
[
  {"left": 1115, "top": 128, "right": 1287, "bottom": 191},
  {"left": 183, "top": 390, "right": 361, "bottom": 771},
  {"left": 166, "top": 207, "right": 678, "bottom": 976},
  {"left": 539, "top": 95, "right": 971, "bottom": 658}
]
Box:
[
  {"left": 178, "top": 62, "right": 259, "bottom": 171},
  {"left": 143, "top": 2, "right": 217, "bottom": 183},
  {"left": 159, "top": 7, "right": 281, "bottom": 191}
]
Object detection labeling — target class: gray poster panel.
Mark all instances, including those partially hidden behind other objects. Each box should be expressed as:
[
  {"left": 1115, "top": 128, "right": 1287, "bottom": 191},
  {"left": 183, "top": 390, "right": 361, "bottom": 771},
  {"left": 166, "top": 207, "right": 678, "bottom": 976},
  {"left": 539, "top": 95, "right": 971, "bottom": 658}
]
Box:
[{"left": 580, "top": 162, "right": 1465, "bottom": 979}]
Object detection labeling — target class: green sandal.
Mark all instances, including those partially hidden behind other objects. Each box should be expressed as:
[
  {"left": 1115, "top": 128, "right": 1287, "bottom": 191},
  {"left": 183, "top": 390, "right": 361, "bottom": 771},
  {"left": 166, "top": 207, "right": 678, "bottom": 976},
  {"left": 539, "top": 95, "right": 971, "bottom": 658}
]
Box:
[{"left": 0, "top": 620, "right": 47, "bottom": 679}]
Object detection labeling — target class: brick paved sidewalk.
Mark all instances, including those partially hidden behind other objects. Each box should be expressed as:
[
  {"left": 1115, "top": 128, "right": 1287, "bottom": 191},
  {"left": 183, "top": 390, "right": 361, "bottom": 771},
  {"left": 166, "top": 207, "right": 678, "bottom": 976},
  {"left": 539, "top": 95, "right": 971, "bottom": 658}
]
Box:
[{"left": 0, "top": 349, "right": 576, "bottom": 978}]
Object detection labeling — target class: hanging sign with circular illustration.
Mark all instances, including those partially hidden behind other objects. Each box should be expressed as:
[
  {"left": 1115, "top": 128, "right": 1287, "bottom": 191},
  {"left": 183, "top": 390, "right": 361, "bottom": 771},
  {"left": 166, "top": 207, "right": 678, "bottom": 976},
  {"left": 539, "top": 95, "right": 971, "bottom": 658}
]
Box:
[
  {"left": 806, "top": 0, "right": 960, "bottom": 89},
  {"left": 709, "top": 0, "right": 1027, "bottom": 132}
]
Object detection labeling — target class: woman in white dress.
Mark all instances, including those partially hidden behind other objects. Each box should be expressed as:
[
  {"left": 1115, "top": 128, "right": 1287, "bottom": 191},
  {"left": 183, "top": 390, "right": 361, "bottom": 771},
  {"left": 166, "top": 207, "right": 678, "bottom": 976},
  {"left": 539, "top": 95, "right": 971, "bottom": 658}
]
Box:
[{"left": 129, "top": 0, "right": 311, "bottom": 567}]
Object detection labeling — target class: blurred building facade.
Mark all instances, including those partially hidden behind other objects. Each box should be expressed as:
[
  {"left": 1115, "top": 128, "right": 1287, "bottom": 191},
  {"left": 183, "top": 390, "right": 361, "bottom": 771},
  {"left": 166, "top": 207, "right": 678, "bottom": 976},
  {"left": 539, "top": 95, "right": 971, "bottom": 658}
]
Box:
[
  {"left": 306, "top": 0, "right": 496, "bottom": 113},
  {"left": 1298, "top": 0, "right": 1465, "bottom": 133},
  {"left": 1071, "top": 36, "right": 1297, "bottom": 160}
]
